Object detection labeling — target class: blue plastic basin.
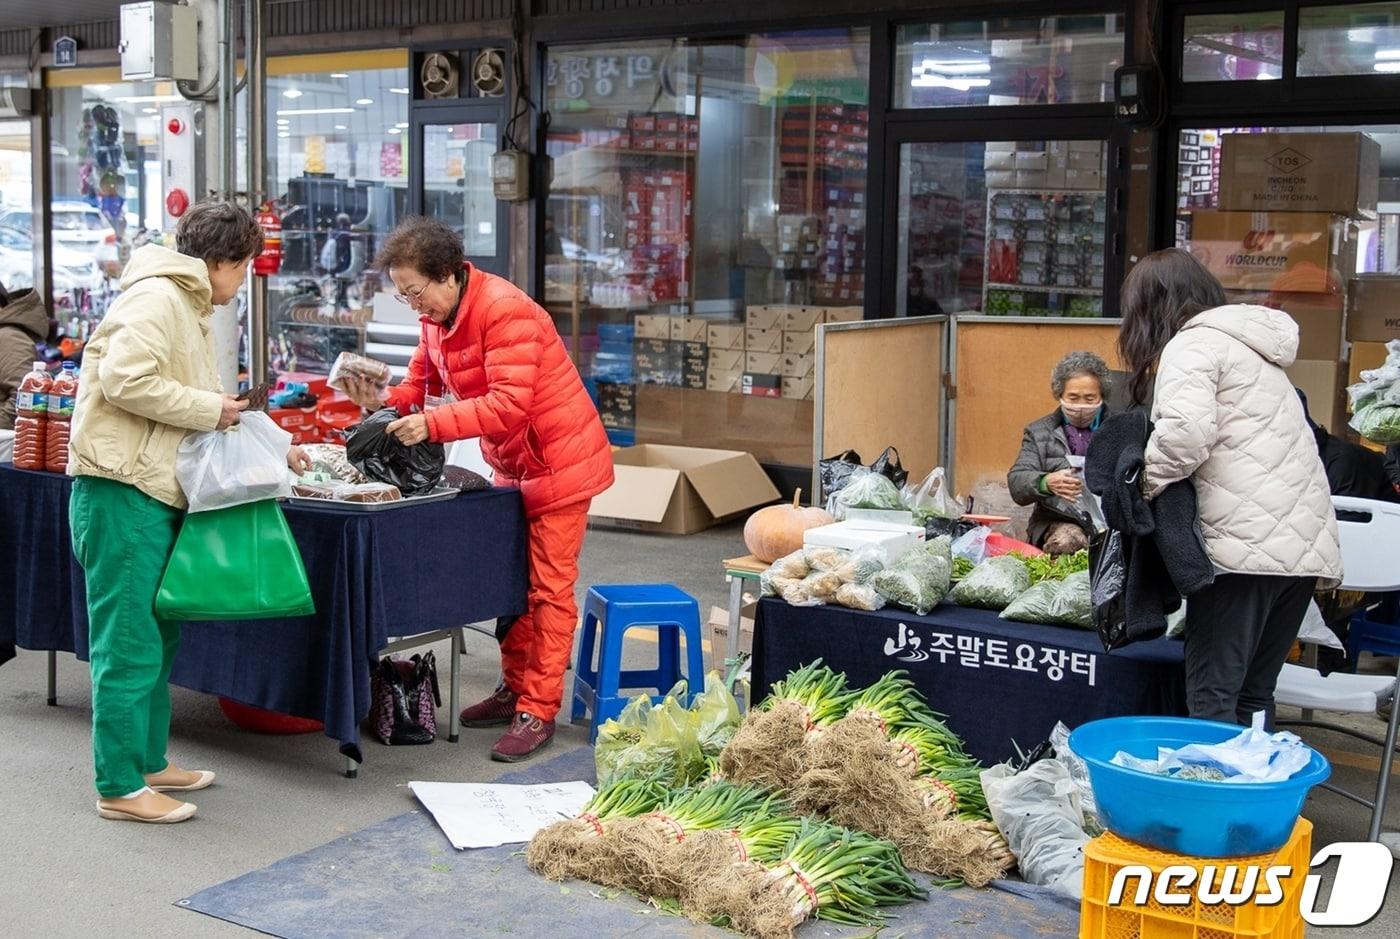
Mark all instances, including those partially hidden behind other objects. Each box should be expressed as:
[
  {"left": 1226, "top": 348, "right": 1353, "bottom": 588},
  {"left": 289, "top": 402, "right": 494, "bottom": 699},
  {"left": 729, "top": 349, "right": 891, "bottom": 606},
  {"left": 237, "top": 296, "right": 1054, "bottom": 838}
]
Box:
[{"left": 1068, "top": 716, "right": 1330, "bottom": 858}]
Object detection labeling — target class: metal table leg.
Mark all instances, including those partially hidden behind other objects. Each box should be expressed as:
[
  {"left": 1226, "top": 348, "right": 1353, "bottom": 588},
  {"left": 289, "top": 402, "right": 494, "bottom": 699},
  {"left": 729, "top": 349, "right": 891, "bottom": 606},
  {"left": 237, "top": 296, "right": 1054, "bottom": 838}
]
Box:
[
  {"left": 449, "top": 628, "right": 463, "bottom": 743},
  {"left": 46, "top": 651, "right": 57, "bottom": 706},
  {"left": 1369, "top": 655, "right": 1400, "bottom": 843},
  {"left": 725, "top": 575, "right": 743, "bottom": 667}
]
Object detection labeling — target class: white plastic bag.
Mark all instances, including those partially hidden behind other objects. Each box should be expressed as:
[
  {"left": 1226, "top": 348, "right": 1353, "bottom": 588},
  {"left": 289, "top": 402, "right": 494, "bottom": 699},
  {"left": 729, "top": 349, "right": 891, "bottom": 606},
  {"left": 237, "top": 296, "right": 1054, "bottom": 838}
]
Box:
[
  {"left": 1111, "top": 712, "right": 1313, "bottom": 783},
  {"left": 981, "top": 760, "right": 1089, "bottom": 900},
  {"left": 952, "top": 526, "right": 994, "bottom": 564},
  {"left": 177, "top": 411, "right": 293, "bottom": 513},
  {"left": 902, "top": 466, "right": 959, "bottom": 524},
  {"left": 1297, "top": 600, "right": 1342, "bottom": 652}
]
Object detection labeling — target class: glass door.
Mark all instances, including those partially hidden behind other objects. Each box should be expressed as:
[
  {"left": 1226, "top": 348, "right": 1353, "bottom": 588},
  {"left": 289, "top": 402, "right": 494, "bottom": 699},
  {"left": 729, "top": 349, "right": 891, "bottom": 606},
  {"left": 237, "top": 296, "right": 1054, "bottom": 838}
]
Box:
[{"left": 411, "top": 105, "right": 508, "bottom": 276}]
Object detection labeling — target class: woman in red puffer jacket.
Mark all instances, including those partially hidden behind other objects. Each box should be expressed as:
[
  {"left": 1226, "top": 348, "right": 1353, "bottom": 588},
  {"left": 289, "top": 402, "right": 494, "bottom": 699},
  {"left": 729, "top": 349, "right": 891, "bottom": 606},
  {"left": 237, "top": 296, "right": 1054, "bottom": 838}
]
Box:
[{"left": 341, "top": 216, "right": 613, "bottom": 762}]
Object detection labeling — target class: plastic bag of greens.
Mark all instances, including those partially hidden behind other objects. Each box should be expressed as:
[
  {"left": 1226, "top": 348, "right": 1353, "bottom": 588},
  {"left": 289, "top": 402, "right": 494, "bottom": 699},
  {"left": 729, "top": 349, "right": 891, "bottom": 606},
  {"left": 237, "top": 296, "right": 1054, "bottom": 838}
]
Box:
[
  {"left": 873, "top": 549, "right": 951, "bottom": 615},
  {"left": 1350, "top": 402, "right": 1400, "bottom": 444},
  {"left": 835, "top": 582, "right": 886, "bottom": 611},
  {"left": 761, "top": 549, "right": 810, "bottom": 597},
  {"left": 952, "top": 526, "right": 994, "bottom": 565},
  {"left": 827, "top": 467, "right": 905, "bottom": 519},
  {"left": 595, "top": 694, "right": 654, "bottom": 786},
  {"left": 1000, "top": 580, "right": 1063, "bottom": 625},
  {"left": 802, "top": 570, "right": 842, "bottom": 603},
  {"left": 950, "top": 555, "right": 1032, "bottom": 610},
  {"left": 804, "top": 546, "right": 847, "bottom": 573},
  {"left": 902, "top": 466, "right": 960, "bottom": 525},
  {"left": 1047, "top": 570, "right": 1093, "bottom": 628},
  {"left": 639, "top": 690, "right": 704, "bottom": 787},
  {"left": 981, "top": 760, "right": 1090, "bottom": 900},
  {"left": 833, "top": 546, "right": 884, "bottom": 585},
  {"left": 690, "top": 672, "right": 742, "bottom": 757}
]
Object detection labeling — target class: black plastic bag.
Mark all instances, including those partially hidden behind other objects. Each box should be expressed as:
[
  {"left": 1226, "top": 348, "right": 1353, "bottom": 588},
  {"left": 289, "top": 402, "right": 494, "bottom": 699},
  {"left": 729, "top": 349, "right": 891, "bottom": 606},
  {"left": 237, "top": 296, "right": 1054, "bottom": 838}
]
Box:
[
  {"left": 1090, "top": 530, "right": 1132, "bottom": 650},
  {"left": 345, "top": 408, "right": 445, "bottom": 496},
  {"left": 818, "top": 446, "right": 909, "bottom": 502}
]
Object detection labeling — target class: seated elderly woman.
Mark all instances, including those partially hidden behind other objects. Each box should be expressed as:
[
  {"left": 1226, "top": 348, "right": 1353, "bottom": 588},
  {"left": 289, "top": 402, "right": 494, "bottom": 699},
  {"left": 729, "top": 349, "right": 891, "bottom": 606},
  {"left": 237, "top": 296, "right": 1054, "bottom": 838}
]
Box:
[{"left": 1008, "top": 350, "right": 1112, "bottom": 555}]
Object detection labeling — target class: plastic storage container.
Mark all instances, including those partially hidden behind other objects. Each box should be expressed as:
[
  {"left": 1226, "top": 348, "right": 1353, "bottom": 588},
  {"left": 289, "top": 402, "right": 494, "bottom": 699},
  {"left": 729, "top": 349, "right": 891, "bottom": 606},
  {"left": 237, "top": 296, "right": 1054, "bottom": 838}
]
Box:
[
  {"left": 1080, "top": 817, "right": 1311, "bottom": 939},
  {"left": 1069, "top": 716, "right": 1329, "bottom": 857}
]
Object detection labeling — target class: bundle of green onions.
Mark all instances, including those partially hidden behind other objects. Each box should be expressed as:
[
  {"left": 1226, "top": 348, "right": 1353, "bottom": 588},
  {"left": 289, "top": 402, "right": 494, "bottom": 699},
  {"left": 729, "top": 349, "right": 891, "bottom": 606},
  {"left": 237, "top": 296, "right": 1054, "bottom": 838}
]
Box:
[
  {"left": 728, "top": 815, "right": 806, "bottom": 865},
  {"left": 913, "top": 766, "right": 991, "bottom": 822},
  {"left": 730, "top": 820, "right": 927, "bottom": 933},
  {"left": 577, "top": 777, "right": 669, "bottom": 831},
  {"left": 643, "top": 781, "right": 781, "bottom": 843},
  {"left": 887, "top": 721, "right": 974, "bottom": 777},
  {"left": 526, "top": 777, "right": 668, "bottom": 880},
  {"left": 845, "top": 671, "right": 946, "bottom": 732},
  {"left": 760, "top": 660, "right": 852, "bottom": 730}
]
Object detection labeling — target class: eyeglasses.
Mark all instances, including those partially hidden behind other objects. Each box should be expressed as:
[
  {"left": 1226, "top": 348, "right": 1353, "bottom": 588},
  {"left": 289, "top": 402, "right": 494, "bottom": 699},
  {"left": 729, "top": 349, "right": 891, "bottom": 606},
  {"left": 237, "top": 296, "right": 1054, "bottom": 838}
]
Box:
[{"left": 393, "top": 283, "right": 429, "bottom": 306}]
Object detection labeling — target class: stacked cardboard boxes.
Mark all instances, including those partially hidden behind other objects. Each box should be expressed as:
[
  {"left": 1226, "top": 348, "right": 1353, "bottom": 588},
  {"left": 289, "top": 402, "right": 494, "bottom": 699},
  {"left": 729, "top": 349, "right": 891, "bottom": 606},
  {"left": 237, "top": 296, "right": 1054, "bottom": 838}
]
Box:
[
  {"left": 983, "top": 141, "right": 1107, "bottom": 192},
  {"left": 1187, "top": 132, "right": 1380, "bottom": 433}
]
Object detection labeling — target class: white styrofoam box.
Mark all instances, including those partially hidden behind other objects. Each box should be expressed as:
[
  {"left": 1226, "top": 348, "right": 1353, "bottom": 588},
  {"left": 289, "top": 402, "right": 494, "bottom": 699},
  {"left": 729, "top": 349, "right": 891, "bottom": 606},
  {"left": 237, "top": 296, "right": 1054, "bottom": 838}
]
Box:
[
  {"left": 843, "top": 507, "right": 917, "bottom": 527},
  {"left": 804, "top": 520, "right": 926, "bottom": 566}
]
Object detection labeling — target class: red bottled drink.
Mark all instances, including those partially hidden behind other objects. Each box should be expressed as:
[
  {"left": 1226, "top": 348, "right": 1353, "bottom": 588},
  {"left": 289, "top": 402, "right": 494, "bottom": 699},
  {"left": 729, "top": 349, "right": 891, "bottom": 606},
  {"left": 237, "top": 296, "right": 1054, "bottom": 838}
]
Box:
[
  {"left": 45, "top": 361, "right": 79, "bottom": 473},
  {"left": 13, "top": 362, "right": 51, "bottom": 471}
]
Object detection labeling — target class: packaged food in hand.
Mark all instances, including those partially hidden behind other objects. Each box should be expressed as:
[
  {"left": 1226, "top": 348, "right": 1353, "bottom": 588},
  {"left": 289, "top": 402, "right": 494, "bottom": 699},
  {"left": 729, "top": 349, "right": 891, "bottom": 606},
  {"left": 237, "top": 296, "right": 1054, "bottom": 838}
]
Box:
[{"left": 327, "top": 351, "right": 392, "bottom": 394}]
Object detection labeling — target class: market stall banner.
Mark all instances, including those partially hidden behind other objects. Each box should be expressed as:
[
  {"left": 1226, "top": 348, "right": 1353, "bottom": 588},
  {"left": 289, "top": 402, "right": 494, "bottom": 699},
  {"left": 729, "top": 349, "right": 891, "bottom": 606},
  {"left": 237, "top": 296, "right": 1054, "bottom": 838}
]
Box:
[
  {"left": 0, "top": 465, "right": 528, "bottom": 762},
  {"left": 752, "top": 598, "right": 1187, "bottom": 765}
]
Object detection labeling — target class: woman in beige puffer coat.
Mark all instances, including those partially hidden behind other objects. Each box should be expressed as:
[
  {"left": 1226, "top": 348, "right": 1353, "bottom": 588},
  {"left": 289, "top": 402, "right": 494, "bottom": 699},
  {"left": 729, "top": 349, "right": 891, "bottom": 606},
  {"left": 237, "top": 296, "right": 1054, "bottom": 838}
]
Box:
[{"left": 1119, "top": 249, "right": 1342, "bottom": 727}]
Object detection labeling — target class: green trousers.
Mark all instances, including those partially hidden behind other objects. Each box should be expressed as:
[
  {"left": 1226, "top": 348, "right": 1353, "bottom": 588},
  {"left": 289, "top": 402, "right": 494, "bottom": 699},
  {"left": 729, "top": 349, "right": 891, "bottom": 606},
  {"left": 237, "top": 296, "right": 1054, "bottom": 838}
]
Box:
[{"left": 70, "top": 476, "right": 183, "bottom": 797}]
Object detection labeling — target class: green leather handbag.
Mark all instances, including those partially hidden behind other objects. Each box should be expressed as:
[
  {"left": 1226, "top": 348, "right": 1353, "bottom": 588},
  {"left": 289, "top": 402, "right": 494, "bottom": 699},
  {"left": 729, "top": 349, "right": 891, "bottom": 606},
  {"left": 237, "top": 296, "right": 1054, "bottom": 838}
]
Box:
[{"left": 156, "top": 499, "right": 315, "bottom": 621}]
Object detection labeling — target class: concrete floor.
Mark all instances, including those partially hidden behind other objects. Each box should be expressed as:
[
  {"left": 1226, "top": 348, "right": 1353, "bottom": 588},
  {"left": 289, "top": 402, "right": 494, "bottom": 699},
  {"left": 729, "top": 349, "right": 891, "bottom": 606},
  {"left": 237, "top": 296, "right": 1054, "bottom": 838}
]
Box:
[{"left": 2, "top": 519, "right": 1399, "bottom": 936}]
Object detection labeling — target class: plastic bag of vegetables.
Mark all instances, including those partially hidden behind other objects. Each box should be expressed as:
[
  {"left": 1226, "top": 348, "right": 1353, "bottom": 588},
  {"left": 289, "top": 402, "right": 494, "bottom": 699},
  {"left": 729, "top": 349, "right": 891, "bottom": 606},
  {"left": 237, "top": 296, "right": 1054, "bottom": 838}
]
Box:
[
  {"left": 1350, "top": 402, "right": 1400, "bottom": 445},
  {"left": 836, "top": 583, "right": 886, "bottom": 611},
  {"left": 689, "top": 672, "right": 742, "bottom": 757},
  {"left": 950, "top": 555, "right": 1032, "bottom": 610},
  {"left": 999, "top": 580, "right": 1063, "bottom": 625},
  {"left": 952, "top": 527, "right": 994, "bottom": 565},
  {"left": 1046, "top": 570, "right": 1093, "bottom": 628},
  {"left": 827, "top": 467, "right": 905, "bottom": 519},
  {"left": 872, "top": 548, "right": 951, "bottom": 615},
  {"left": 595, "top": 695, "right": 655, "bottom": 786},
  {"left": 902, "top": 466, "right": 960, "bottom": 526}
]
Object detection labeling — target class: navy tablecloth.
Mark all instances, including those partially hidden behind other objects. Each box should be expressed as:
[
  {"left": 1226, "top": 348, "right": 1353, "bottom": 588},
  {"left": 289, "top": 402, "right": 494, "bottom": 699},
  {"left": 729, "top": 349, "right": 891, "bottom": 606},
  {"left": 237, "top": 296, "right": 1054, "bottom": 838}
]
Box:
[
  {"left": 753, "top": 597, "right": 1188, "bottom": 765},
  {"left": 0, "top": 463, "right": 528, "bottom": 762}
]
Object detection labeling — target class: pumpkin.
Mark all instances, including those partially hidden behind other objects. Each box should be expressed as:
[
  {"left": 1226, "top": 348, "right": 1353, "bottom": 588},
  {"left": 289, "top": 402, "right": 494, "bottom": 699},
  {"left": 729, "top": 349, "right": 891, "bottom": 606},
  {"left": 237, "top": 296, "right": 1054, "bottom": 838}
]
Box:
[{"left": 743, "top": 489, "right": 834, "bottom": 563}]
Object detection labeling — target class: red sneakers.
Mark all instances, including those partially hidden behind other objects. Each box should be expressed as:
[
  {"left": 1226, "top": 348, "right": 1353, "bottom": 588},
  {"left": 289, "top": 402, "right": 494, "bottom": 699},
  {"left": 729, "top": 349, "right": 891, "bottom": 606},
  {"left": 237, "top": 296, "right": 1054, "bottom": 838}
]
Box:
[
  {"left": 491, "top": 712, "right": 555, "bottom": 763},
  {"left": 459, "top": 687, "right": 518, "bottom": 728}
]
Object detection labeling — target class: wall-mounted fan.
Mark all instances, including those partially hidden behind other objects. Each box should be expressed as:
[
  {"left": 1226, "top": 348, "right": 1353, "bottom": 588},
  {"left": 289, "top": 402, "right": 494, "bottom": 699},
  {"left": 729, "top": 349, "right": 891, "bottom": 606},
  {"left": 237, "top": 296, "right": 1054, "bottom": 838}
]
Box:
[
  {"left": 420, "top": 52, "right": 459, "bottom": 99},
  {"left": 471, "top": 49, "right": 506, "bottom": 97}
]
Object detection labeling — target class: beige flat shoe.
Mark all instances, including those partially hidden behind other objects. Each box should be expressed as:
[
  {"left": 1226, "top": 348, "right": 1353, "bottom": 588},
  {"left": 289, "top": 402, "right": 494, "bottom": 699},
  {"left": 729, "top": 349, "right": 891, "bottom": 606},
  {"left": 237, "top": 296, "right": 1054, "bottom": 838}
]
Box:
[
  {"left": 96, "top": 789, "right": 197, "bottom": 824},
  {"left": 145, "top": 764, "right": 216, "bottom": 793}
]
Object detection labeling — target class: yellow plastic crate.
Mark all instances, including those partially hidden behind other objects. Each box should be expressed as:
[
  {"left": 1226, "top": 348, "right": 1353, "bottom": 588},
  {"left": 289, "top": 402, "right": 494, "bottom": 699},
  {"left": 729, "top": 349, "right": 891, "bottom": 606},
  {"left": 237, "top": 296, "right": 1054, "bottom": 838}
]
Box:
[{"left": 1080, "top": 818, "right": 1311, "bottom": 939}]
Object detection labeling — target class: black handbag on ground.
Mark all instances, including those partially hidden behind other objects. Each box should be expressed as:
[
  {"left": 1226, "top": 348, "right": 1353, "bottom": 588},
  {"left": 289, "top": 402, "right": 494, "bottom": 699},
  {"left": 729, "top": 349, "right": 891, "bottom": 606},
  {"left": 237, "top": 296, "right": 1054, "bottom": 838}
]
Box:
[{"left": 368, "top": 652, "right": 442, "bottom": 745}]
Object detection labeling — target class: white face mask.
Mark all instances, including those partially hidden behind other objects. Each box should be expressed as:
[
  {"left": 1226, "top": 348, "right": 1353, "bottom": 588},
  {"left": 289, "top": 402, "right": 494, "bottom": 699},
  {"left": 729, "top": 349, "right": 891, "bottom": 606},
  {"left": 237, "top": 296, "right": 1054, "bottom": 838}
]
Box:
[{"left": 1060, "top": 401, "right": 1100, "bottom": 428}]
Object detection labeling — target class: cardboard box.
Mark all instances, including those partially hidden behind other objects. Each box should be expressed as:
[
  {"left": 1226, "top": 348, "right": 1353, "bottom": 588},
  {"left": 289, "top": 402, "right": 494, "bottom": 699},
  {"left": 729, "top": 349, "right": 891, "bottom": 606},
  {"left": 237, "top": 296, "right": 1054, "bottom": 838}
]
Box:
[
  {"left": 783, "top": 306, "right": 824, "bottom": 333},
  {"left": 706, "top": 369, "right": 743, "bottom": 393},
  {"left": 634, "top": 314, "right": 674, "bottom": 340},
  {"left": 1348, "top": 275, "right": 1400, "bottom": 343},
  {"left": 1287, "top": 358, "right": 1348, "bottom": 434},
  {"left": 780, "top": 353, "right": 814, "bottom": 379},
  {"left": 746, "top": 305, "right": 785, "bottom": 331},
  {"left": 315, "top": 393, "right": 361, "bottom": 442},
  {"left": 671, "top": 317, "right": 708, "bottom": 343},
  {"left": 1016, "top": 170, "right": 1048, "bottom": 188},
  {"left": 745, "top": 327, "right": 784, "bottom": 354},
  {"left": 1015, "top": 151, "right": 1048, "bottom": 171},
  {"left": 782, "top": 375, "right": 814, "bottom": 400},
  {"left": 986, "top": 170, "right": 1017, "bottom": 189},
  {"left": 707, "top": 323, "right": 746, "bottom": 350},
  {"left": 1069, "top": 151, "right": 1104, "bottom": 172},
  {"left": 783, "top": 330, "right": 816, "bottom": 356},
  {"left": 708, "top": 604, "right": 756, "bottom": 659},
  {"left": 1071, "top": 140, "right": 1102, "bottom": 153},
  {"left": 1219, "top": 132, "right": 1380, "bottom": 218},
  {"left": 824, "top": 306, "right": 862, "bottom": 324},
  {"left": 269, "top": 405, "right": 320, "bottom": 445},
  {"left": 742, "top": 372, "right": 783, "bottom": 397},
  {"left": 1225, "top": 289, "right": 1345, "bottom": 361},
  {"left": 803, "top": 520, "right": 926, "bottom": 566},
  {"left": 745, "top": 351, "right": 782, "bottom": 374},
  {"left": 1188, "top": 212, "right": 1351, "bottom": 294},
  {"left": 984, "top": 150, "right": 1016, "bottom": 171},
  {"left": 589, "top": 444, "right": 779, "bottom": 535},
  {"left": 708, "top": 348, "right": 745, "bottom": 372}
]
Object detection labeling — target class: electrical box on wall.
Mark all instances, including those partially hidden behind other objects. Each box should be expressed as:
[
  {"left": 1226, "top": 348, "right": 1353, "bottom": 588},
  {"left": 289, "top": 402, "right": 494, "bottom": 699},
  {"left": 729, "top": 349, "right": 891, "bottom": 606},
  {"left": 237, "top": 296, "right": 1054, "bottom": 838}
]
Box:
[
  {"left": 119, "top": 1, "right": 197, "bottom": 81},
  {"left": 160, "top": 102, "right": 205, "bottom": 230},
  {"left": 492, "top": 150, "right": 530, "bottom": 202},
  {"left": 1113, "top": 65, "right": 1160, "bottom": 127}
]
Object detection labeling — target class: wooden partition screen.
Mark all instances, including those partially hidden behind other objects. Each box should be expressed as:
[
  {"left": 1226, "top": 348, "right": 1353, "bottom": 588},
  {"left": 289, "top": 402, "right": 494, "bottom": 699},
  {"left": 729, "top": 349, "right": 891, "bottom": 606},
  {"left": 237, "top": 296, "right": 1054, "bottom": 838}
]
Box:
[
  {"left": 812, "top": 316, "right": 946, "bottom": 501},
  {"left": 951, "top": 317, "right": 1123, "bottom": 492}
]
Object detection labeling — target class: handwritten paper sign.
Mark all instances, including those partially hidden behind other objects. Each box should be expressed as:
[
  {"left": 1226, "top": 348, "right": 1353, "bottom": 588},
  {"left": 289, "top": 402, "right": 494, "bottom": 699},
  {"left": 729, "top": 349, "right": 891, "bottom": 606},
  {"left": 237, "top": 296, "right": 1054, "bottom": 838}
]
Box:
[{"left": 409, "top": 780, "right": 596, "bottom": 850}]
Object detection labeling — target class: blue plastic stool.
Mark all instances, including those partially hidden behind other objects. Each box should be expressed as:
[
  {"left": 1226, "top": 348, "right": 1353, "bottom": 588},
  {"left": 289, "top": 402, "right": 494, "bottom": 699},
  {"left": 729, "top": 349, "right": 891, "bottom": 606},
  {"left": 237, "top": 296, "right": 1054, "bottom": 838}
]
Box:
[{"left": 572, "top": 584, "right": 705, "bottom": 743}]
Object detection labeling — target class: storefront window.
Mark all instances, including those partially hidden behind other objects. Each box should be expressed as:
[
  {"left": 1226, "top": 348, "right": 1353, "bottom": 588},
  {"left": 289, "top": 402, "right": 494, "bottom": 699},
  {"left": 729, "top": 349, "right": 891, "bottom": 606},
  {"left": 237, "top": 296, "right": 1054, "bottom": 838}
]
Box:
[
  {"left": 46, "top": 76, "right": 165, "bottom": 341},
  {"left": 1298, "top": 2, "right": 1400, "bottom": 77},
  {"left": 896, "top": 141, "right": 1108, "bottom": 317},
  {"left": 1181, "top": 12, "right": 1285, "bottom": 82},
  {"left": 423, "top": 122, "right": 495, "bottom": 257},
  {"left": 894, "top": 16, "right": 1124, "bottom": 108},
  {"left": 262, "top": 55, "right": 409, "bottom": 375},
  {"left": 544, "top": 30, "right": 869, "bottom": 465},
  {"left": 0, "top": 112, "right": 35, "bottom": 292}
]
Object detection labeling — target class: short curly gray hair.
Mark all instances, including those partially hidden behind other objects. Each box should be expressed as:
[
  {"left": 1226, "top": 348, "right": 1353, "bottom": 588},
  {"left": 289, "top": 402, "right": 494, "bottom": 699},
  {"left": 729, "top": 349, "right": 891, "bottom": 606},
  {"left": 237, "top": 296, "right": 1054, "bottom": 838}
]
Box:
[{"left": 1050, "top": 350, "right": 1112, "bottom": 399}]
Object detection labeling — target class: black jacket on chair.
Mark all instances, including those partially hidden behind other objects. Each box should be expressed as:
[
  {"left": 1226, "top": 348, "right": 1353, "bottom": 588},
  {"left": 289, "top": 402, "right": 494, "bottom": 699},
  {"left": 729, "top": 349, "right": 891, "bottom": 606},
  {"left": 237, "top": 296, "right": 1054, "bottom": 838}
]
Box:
[{"left": 1085, "top": 410, "right": 1214, "bottom": 640}]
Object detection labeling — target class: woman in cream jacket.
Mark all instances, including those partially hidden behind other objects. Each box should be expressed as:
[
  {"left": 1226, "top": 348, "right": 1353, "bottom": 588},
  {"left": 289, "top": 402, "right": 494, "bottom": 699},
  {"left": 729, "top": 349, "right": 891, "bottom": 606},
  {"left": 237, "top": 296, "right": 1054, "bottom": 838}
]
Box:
[{"left": 1118, "top": 249, "right": 1342, "bottom": 727}]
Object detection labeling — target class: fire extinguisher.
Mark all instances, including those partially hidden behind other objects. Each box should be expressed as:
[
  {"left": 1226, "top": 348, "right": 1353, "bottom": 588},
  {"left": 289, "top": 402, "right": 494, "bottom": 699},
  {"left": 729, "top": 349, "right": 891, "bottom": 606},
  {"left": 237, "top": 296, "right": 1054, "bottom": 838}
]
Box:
[{"left": 253, "top": 200, "right": 282, "bottom": 277}]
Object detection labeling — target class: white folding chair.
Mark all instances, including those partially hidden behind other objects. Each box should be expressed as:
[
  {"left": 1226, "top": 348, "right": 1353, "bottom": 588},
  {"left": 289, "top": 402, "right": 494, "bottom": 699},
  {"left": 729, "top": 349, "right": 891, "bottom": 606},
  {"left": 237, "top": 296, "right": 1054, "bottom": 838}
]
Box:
[{"left": 1276, "top": 495, "right": 1400, "bottom": 852}]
